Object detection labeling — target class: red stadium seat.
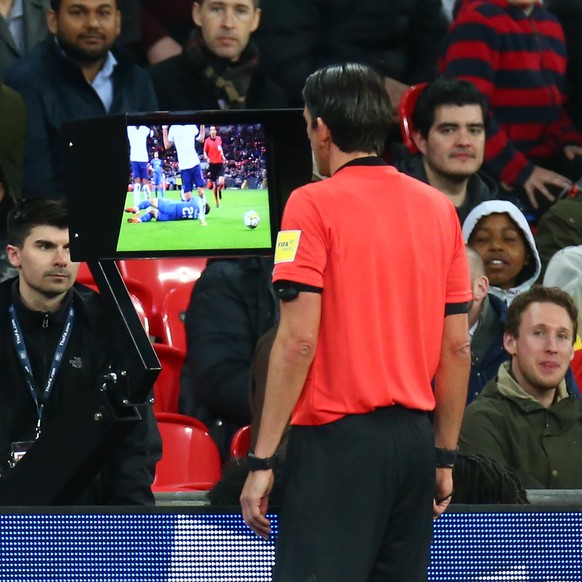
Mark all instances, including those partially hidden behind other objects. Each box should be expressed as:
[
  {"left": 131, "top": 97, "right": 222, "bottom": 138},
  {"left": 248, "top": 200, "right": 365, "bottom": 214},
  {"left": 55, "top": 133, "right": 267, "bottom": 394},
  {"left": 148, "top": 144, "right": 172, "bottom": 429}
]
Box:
[
  {"left": 152, "top": 343, "right": 185, "bottom": 413},
  {"left": 161, "top": 282, "right": 195, "bottom": 352},
  {"left": 398, "top": 82, "right": 428, "bottom": 155},
  {"left": 156, "top": 411, "right": 209, "bottom": 432},
  {"left": 229, "top": 424, "right": 251, "bottom": 459},
  {"left": 76, "top": 262, "right": 98, "bottom": 291},
  {"left": 117, "top": 258, "right": 207, "bottom": 341},
  {"left": 130, "top": 293, "right": 150, "bottom": 337},
  {"left": 75, "top": 264, "right": 150, "bottom": 334},
  {"left": 153, "top": 412, "right": 222, "bottom": 492}
]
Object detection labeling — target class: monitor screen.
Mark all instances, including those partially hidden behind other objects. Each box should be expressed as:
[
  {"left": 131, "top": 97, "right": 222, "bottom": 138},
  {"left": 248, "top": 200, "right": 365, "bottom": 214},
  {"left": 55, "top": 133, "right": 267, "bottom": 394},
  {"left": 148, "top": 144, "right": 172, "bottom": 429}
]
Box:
[
  {"left": 63, "top": 110, "right": 311, "bottom": 261},
  {"left": 119, "top": 121, "right": 271, "bottom": 254}
]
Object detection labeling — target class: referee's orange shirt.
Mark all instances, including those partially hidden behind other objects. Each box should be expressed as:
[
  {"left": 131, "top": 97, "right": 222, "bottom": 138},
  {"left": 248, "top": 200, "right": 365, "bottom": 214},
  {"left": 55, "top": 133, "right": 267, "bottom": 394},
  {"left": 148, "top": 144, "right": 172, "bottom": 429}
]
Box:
[{"left": 274, "top": 161, "right": 471, "bottom": 426}]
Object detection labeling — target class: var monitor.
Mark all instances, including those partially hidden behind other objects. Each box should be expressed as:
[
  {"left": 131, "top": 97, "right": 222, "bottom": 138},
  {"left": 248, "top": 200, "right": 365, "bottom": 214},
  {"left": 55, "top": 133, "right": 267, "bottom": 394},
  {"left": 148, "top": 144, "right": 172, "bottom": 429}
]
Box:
[{"left": 62, "top": 110, "right": 311, "bottom": 261}]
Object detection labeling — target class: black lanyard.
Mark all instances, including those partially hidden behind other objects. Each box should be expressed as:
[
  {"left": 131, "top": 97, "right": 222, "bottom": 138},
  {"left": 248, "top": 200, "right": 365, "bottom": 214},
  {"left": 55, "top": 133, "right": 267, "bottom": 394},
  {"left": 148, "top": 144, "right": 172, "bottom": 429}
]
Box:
[{"left": 9, "top": 304, "right": 75, "bottom": 439}]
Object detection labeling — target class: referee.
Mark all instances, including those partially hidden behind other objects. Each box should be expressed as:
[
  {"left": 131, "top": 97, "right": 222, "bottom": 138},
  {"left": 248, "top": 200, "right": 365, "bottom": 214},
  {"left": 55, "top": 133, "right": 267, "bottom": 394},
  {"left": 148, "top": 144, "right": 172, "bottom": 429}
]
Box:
[{"left": 241, "top": 63, "right": 472, "bottom": 582}]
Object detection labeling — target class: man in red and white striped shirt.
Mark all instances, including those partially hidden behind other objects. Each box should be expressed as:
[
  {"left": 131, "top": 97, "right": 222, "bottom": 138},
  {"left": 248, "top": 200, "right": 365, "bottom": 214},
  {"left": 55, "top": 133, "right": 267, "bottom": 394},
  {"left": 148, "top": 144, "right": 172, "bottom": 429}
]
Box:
[{"left": 442, "top": 0, "right": 582, "bottom": 216}]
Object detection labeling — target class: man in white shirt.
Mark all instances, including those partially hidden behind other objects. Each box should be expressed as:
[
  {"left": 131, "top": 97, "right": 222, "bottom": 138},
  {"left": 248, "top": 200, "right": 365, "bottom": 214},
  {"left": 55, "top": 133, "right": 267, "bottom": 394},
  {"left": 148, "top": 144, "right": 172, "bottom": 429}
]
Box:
[
  {"left": 127, "top": 125, "right": 152, "bottom": 205},
  {"left": 163, "top": 124, "right": 208, "bottom": 226}
]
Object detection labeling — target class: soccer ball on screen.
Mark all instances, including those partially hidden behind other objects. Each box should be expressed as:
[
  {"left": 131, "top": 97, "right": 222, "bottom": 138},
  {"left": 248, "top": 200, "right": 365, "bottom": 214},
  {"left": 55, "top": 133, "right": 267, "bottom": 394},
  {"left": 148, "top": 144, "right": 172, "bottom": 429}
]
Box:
[{"left": 244, "top": 210, "right": 260, "bottom": 229}]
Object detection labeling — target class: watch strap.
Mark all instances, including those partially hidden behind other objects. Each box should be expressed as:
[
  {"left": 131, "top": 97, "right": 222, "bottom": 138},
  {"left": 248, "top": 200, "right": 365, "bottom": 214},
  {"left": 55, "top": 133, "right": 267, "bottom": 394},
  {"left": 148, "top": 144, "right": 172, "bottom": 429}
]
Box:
[
  {"left": 247, "top": 450, "right": 276, "bottom": 471},
  {"left": 435, "top": 447, "right": 458, "bottom": 468}
]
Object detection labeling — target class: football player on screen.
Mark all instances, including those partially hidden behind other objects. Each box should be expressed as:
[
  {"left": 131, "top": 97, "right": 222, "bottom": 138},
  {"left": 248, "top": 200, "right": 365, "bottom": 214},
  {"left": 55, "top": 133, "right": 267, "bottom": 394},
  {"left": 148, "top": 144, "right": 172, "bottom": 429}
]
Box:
[{"left": 125, "top": 198, "right": 210, "bottom": 223}]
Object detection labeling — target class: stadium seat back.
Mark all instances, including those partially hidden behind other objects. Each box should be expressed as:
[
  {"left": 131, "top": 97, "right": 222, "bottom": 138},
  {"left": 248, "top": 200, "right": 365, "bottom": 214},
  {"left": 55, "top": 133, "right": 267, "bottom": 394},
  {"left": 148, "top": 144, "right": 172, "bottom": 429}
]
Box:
[
  {"left": 76, "top": 262, "right": 98, "bottom": 291},
  {"left": 156, "top": 411, "right": 209, "bottom": 431},
  {"left": 117, "top": 258, "right": 207, "bottom": 341},
  {"left": 152, "top": 343, "right": 185, "bottom": 413},
  {"left": 153, "top": 412, "right": 222, "bottom": 492},
  {"left": 399, "top": 83, "right": 428, "bottom": 155},
  {"left": 161, "top": 282, "right": 196, "bottom": 352},
  {"left": 229, "top": 424, "right": 251, "bottom": 459},
  {"left": 75, "top": 268, "right": 149, "bottom": 334},
  {"left": 129, "top": 293, "right": 150, "bottom": 336}
]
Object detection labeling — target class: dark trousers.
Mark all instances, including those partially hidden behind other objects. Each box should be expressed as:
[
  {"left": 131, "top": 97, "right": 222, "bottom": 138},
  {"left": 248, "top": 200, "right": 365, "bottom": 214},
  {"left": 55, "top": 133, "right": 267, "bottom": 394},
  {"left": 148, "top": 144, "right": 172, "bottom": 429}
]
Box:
[{"left": 273, "top": 406, "right": 435, "bottom": 582}]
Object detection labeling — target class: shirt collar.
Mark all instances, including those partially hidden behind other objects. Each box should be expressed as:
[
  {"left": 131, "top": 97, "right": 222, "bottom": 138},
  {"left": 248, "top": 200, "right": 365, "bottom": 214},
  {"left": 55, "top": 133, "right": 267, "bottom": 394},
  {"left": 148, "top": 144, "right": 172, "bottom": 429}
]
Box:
[
  {"left": 96, "top": 50, "right": 118, "bottom": 80},
  {"left": 9, "top": 0, "right": 23, "bottom": 19},
  {"left": 469, "top": 319, "right": 479, "bottom": 341},
  {"left": 335, "top": 156, "right": 388, "bottom": 174}
]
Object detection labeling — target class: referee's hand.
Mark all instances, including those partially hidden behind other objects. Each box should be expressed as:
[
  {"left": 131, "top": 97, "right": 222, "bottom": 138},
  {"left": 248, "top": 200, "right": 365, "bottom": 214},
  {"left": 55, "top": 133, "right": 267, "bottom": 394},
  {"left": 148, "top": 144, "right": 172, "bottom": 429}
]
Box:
[
  {"left": 433, "top": 468, "right": 453, "bottom": 519},
  {"left": 240, "top": 470, "right": 274, "bottom": 539}
]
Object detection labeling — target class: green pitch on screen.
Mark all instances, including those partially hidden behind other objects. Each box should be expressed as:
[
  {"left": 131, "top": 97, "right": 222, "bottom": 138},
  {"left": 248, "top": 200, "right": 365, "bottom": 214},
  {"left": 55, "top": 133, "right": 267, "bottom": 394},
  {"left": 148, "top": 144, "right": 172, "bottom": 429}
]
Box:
[{"left": 116, "top": 189, "right": 272, "bottom": 252}]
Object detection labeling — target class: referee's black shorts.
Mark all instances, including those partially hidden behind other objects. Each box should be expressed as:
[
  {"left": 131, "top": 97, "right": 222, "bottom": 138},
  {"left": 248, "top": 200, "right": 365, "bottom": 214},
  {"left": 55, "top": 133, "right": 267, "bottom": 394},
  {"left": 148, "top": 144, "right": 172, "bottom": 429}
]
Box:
[
  {"left": 208, "top": 163, "right": 224, "bottom": 182},
  {"left": 274, "top": 405, "right": 435, "bottom": 582}
]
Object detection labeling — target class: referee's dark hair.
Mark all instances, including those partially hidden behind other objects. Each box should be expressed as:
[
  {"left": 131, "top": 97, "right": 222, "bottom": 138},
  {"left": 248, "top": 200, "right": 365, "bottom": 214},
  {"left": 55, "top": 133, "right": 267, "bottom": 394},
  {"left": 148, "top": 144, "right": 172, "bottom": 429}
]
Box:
[{"left": 302, "top": 63, "right": 393, "bottom": 156}]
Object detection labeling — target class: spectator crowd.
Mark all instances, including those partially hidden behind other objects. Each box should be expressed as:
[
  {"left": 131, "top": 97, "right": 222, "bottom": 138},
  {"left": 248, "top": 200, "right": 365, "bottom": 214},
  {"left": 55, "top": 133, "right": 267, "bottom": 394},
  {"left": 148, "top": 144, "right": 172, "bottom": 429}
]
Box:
[{"left": 2, "top": 0, "right": 582, "bottom": 521}]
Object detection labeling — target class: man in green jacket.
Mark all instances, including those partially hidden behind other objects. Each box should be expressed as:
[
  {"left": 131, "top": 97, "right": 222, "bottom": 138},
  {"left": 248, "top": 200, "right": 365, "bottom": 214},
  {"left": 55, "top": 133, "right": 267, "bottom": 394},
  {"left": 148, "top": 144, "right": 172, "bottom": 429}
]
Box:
[{"left": 460, "top": 285, "right": 582, "bottom": 489}]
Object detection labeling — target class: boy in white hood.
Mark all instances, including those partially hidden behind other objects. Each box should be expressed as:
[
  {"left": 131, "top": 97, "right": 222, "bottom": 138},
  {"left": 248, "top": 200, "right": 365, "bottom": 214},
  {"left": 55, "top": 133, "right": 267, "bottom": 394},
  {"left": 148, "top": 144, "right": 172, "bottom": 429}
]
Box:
[{"left": 462, "top": 200, "right": 541, "bottom": 305}]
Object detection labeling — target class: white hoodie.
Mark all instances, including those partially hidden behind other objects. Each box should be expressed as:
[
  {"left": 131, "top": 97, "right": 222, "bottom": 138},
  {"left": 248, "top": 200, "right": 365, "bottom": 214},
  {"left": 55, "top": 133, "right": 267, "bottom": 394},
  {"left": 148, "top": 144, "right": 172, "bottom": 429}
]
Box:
[
  {"left": 544, "top": 245, "right": 582, "bottom": 332},
  {"left": 462, "top": 200, "right": 541, "bottom": 306}
]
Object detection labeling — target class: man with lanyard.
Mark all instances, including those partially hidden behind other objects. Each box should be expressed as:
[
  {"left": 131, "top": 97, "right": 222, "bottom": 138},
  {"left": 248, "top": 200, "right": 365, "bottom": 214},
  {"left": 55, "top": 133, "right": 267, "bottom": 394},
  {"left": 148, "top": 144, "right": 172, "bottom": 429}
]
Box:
[
  {"left": 0, "top": 198, "right": 161, "bottom": 504},
  {"left": 241, "top": 64, "right": 472, "bottom": 581}
]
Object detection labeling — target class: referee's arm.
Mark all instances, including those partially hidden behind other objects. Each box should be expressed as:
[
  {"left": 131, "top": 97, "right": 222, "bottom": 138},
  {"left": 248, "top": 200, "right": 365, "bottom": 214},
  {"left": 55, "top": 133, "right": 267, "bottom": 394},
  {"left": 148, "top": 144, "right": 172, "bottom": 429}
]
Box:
[
  {"left": 241, "top": 290, "right": 321, "bottom": 538},
  {"left": 432, "top": 308, "right": 471, "bottom": 517}
]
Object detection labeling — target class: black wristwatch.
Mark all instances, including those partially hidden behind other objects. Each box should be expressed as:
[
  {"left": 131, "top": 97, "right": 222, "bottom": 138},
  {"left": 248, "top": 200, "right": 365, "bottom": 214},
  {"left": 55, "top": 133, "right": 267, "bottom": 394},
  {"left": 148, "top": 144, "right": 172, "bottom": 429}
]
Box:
[
  {"left": 435, "top": 447, "right": 458, "bottom": 469},
  {"left": 247, "top": 450, "right": 276, "bottom": 471}
]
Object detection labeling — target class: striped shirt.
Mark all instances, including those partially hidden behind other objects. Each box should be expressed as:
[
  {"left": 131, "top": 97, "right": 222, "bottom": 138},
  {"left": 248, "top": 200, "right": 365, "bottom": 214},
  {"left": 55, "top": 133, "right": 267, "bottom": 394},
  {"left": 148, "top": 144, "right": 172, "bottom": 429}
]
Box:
[{"left": 442, "top": 0, "right": 582, "bottom": 186}]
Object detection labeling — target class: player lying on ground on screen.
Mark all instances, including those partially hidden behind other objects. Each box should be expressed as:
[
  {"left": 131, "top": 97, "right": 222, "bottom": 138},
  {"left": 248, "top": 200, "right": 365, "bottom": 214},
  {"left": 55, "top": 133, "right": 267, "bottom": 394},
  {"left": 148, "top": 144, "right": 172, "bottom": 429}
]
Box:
[{"left": 125, "top": 198, "right": 210, "bottom": 225}]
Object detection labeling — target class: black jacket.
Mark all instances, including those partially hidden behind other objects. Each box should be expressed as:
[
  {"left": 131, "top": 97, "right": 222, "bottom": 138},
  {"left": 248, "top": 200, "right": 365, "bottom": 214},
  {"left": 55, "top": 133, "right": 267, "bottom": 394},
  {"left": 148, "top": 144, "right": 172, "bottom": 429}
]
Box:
[
  {"left": 396, "top": 154, "right": 499, "bottom": 223},
  {"left": 149, "top": 44, "right": 288, "bottom": 111},
  {"left": 469, "top": 294, "right": 507, "bottom": 404},
  {"left": 180, "top": 258, "right": 278, "bottom": 458},
  {"left": 0, "top": 161, "right": 17, "bottom": 284},
  {"left": 254, "top": 0, "right": 448, "bottom": 105},
  {"left": 0, "top": 279, "right": 161, "bottom": 504},
  {"left": 4, "top": 37, "right": 158, "bottom": 199},
  {"left": 0, "top": 80, "right": 25, "bottom": 201}
]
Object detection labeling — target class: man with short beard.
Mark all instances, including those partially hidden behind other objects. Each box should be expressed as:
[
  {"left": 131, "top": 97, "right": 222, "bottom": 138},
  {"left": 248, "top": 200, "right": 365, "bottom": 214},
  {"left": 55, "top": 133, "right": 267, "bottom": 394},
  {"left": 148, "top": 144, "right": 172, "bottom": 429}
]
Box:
[
  {"left": 0, "top": 199, "right": 161, "bottom": 503},
  {"left": 4, "top": 0, "right": 157, "bottom": 199}
]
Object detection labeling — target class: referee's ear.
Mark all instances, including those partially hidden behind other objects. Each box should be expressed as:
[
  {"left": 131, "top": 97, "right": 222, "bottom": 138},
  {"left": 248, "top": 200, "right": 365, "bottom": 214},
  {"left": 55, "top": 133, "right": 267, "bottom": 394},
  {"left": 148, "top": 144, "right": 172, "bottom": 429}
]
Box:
[{"left": 316, "top": 117, "right": 331, "bottom": 145}]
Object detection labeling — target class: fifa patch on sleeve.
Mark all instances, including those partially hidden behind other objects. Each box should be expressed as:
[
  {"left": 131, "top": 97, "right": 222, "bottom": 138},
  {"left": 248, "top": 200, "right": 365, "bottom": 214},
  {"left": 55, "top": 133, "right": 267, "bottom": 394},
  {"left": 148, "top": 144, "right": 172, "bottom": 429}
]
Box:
[{"left": 274, "top": 230, "right": 301, "bottom": 264}]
